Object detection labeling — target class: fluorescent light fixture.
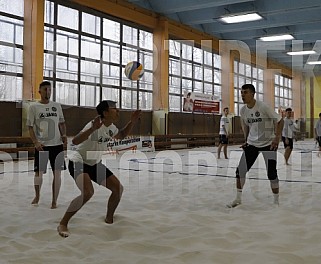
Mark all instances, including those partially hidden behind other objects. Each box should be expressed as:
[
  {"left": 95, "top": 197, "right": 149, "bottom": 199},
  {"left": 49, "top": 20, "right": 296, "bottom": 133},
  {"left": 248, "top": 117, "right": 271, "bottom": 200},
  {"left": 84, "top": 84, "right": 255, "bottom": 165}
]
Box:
[
  {"left": 219, "top": 12, "right": 263, "bottom": 24},
  {"left": 259, "top": 34, "right": 294, "bottom": 41},
  {"left": 287, "top": 50, "right": 316, "bottom": 55},
  {"left": 306, "top": 61, "right": 321, "bottom": 65}
]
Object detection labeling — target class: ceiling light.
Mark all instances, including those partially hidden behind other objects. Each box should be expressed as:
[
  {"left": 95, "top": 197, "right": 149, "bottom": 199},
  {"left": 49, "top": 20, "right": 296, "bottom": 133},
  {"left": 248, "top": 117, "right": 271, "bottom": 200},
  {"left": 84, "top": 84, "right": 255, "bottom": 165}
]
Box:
[
  {"left": 306, "top": 61, "right": 321, "bottom": 65},
  {"left": 287, "top": 50, "right": 316, "bottom": 55},
  {"left": 259, "top": 34, "right": 294, "bottom": 41},
  {"left": 219, "top": 12, "right": 263, "bottom": 24}
]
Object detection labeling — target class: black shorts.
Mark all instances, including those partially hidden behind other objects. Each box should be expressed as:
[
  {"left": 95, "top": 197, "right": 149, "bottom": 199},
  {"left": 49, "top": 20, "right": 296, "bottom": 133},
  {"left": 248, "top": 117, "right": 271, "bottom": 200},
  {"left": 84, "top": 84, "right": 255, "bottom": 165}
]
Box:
[
  {"left": 34, "top": 144, "right": 66, "bottom": 173},
  {"left": 68, "top": 160, "right": 114, "bottom": 185},
  {"left": 236, "top": 144, "right": 278, "bottom": 181},
  {"left": 282, "top": 136, "right": 294, "bottom": 149},
  {"left": 219, "top": 135, "right": 228, "bottom": 144}
]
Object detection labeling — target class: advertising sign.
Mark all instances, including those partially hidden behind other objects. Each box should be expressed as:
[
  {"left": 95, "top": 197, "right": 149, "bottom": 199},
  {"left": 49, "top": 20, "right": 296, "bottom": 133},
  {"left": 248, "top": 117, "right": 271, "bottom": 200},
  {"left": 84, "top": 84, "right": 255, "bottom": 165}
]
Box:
[{"left": 183, "top": 91, "right": 220, "bottom": 113}]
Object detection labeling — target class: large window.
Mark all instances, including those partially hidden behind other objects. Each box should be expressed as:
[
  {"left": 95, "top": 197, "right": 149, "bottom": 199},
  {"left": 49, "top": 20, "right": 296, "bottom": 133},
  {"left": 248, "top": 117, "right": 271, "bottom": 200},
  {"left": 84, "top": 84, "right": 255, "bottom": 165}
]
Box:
[
  {"left": 274, "top": 74, "right": 292, "bottom": 113},
  {"left": 44, "top": 0, "right": 153, "bottom": 109},
  {"left": 168, "top": 40, "right": 222, "bottom": 112},
  {"left": 234, "top": 61, "right": 264, "bottom": 115},
  {"left": 0, "top": 0, "right": 24, "bottom": 101}
]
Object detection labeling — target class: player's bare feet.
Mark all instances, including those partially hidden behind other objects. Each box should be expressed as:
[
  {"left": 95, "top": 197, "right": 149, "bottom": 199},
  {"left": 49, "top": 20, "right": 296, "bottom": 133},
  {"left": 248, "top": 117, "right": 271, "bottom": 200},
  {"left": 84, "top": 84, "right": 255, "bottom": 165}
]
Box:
[
  {"left": 226, "top": 199, "right": 241, "bottom": 208},
  {"left": 105, "top": 216, "right": 114, "bottom": 224},
  {"left": 31, "top": 197, "right": 39, "bottom": 206},
  {"left": 51, "top": 202, "right": 57, "bottom": 209},
  {"left": 57, "top": 225, "right": 70, "bottom": 238}
]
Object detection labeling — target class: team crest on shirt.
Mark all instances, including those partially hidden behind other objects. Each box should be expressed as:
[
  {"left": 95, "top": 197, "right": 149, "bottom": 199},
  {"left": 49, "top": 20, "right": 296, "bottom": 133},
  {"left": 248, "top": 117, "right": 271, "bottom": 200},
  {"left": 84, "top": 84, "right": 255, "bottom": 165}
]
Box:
[
  {"left": 247, "top": 111, "right": 262, "bottom": 123},
  {"left": 52, "top": 107, "right": 57, "bottom": 112},
  {"left": 98, "top": 136, "right": 110, "bottom": 143},
  {"left": 108, "top": 130, "right": 114, "bottom": 137}
]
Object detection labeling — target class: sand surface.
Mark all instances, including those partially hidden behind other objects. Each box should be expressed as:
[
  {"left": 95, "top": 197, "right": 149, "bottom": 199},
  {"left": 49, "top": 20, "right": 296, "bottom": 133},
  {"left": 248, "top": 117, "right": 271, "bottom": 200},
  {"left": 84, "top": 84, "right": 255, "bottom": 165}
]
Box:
[{"left": 1, "top": 140, "right": 320, "bottom": 264}]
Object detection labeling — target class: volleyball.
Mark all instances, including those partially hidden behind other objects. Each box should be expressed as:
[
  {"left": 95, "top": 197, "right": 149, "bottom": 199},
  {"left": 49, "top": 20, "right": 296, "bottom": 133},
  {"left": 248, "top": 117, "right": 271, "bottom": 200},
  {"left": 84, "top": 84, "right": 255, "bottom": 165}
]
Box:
[{"left": 124, "top": 61, "right": 144, "bottom": 81}]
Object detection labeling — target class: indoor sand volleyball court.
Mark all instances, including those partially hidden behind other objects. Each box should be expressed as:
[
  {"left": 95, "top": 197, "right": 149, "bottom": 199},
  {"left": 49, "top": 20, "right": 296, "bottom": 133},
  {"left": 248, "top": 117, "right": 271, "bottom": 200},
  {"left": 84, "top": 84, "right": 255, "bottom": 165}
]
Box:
[
  {"left": 1, "top": 0, "right": 321, "bottom": 263},
  {"left": 1, "top": 142, "right": 321, "bottom": 263}
]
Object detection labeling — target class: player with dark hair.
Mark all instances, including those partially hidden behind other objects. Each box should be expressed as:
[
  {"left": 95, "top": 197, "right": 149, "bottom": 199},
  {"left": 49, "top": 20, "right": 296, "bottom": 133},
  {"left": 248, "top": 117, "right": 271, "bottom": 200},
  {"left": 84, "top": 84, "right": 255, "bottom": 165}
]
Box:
[
  {"left": 27, "top": 81, "right": 67, "bottom": 209},
  {"left": 217, "top": 107, "right": 230, "bottom": 159},
  {"left": 227, "top": 84, "right": 284, "bottom": 208},
  {"left": 282, "top": 108, "right": 294, "bottom": 165},
  {"left": 57, "top": 100, "right": 141, "bottom": 237}
]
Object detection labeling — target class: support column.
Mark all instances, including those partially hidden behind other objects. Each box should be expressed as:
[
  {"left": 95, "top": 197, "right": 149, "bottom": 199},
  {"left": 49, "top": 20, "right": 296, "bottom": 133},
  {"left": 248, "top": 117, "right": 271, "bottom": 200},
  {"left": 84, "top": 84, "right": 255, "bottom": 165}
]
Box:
[
  {"left": 263, "top": 69, "right": 275, "bottom": 107},
  {"left": 153, "top": 18, "right": 169, "bottom": 111},
  {"left": 292, "top": 72, "right": 303, "bottom": 120},
  {"left": 310, "top": 76, "right": 314, "bottom": 137},
  {"left": 220, "top": 49, "right": 235, "bottom": 114},
  {"left": 23, "top": 0, "right": 45, "bottom": 100},
  {"left": 152, "top": 18, "right": 169, "bottom": 135}
]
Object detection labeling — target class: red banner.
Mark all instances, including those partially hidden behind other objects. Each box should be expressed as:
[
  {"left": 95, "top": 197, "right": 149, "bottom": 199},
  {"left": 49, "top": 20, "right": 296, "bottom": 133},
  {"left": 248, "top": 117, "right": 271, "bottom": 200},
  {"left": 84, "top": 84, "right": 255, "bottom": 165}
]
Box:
[
  {"left": 193, "top": 99, "right": 220, "bottom": 113},
  {"left": 183, "top": 91, "right": 220, "bottom": 113}
]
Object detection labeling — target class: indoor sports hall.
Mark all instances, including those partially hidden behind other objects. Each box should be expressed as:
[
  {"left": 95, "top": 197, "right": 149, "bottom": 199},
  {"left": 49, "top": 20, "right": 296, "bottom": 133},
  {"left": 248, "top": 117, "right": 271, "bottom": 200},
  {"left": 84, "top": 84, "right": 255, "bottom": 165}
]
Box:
[{"left": 1, "top": 0, "right": 321, "bottom": 263}]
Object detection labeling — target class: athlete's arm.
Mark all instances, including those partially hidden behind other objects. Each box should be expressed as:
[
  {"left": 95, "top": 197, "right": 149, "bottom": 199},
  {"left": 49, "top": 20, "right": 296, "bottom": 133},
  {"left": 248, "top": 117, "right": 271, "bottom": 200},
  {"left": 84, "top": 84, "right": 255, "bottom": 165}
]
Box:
[
  {"left": 241, "top": 120, "right": 249, "bottom": 143},
  {"left": 59, "top": 122, "right": 67, "bottom": 144},
  {"left": 271, "top": 118, "right": 284, "bottom": 150},
  {"left": 114, "top": 110, "right": 141, "bottom": 139},
  {"left": 28, "top": 126, "right": 43, "bottom": 151},
  {"left": 72, "top": 116, "right": 102, "bottom": 145}
]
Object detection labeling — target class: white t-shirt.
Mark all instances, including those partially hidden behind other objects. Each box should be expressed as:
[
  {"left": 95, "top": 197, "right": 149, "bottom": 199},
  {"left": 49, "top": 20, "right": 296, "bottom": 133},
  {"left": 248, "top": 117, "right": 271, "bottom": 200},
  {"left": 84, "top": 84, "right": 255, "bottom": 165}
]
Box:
[
  {"left": 219, "top": 115, "right": 229, "bottom": 135},
  {"left": 26, "top": 101, "right": 65, "bottom": 146},
  {"left": 68, "top": 122, "right": 119, "bottom": 166},
  {"left": 240, "top": 100, "right": 282, "bottom": 148},
  {"left": 282, "top": 117, "right": 294, "bottom": 139},
  {"left": 315, "top": 119, "right": 321, "bottom": 136}
]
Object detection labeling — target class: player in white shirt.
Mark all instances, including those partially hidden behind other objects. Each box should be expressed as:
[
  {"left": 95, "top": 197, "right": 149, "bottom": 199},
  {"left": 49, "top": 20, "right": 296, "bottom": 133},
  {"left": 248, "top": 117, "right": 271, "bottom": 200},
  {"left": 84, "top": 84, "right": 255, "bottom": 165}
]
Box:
[
  {"left": 315, "top": 113, "right": 321, "bottom": 156},
  {"left": 282, "top": 108, "right": 294, "bottom": 165},
  {"left": 217, "top": 107, "right": 230, "bottom": 159},
  {"left": 26, "top": 81, "right": 67, "bottom": 209},
  {"left": 227, "top": 84, "right": 284, "bottom": 208},
  {"left": 57, "top": 100, "right": 141, "bottom": 238}
]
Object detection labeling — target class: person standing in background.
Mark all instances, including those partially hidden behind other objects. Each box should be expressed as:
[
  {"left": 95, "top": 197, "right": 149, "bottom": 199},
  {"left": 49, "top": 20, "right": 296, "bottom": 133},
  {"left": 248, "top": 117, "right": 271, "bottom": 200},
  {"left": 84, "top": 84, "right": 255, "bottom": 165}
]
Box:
[
  {"left": 27, "top": 81, "right": 67, "bottom": 209},
  {"left": 282, "top": 108, "right": 294, "bottom": 165},
  {"left": 217, "top": 107, "right": 230, "bottom": 159},
  {"left": 315, "top": 113, "right": 321, "bottom": 157}
]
